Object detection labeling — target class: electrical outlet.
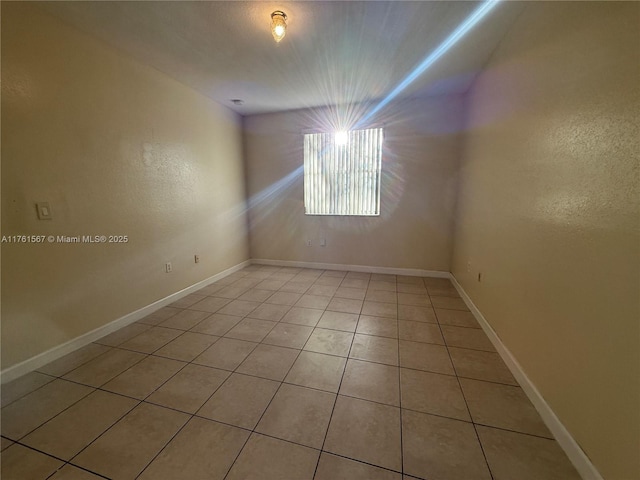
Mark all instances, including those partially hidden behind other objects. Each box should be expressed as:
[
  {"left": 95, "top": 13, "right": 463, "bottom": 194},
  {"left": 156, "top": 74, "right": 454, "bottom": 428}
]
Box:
[
  {"left": 165, "top": 262, "right": 172, "bottom": 273},
  {"left": 467, "top": 261, "right": 472, "bottom": 273},
  {"left": 306, "top": 239, "right": 312, "bottom": 247},
  {"left": 320, "top": 238, "right": 326, "bottom": 247},
  {"left": 194, "top": 255, "right": 200, "bottom": 264}
]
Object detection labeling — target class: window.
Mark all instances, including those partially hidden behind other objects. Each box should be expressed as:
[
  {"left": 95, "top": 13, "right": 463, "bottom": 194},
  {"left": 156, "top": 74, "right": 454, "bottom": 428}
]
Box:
[{"left": 304, "top": 127, "right": 383, "bottom": 216}]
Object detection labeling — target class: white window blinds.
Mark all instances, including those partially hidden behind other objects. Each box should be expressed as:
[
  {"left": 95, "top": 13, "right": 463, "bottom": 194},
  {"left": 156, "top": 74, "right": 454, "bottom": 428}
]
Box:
[{"left": 303, "top": 128, "right": 383, "bottom": 216}]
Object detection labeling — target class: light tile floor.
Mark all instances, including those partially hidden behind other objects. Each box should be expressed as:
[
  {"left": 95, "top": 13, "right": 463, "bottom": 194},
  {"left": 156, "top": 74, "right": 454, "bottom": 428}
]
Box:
[{"left": 1, "top": 265, "right": 582, "bottom": 480}]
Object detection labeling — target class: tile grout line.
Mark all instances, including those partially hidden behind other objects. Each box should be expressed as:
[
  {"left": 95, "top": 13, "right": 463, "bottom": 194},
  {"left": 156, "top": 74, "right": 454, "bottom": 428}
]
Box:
[
  {"left": 62, "top": 393, "right": 142, "bottom": 475},
  {"left": 212, "top": 269, "right": 545, "bottom": 476},
  {"left": 138, "top": 266, "right": 298, "bottom": 480},
  {"left": 128, "top": 270, "right": 440, "bottom": 480},
  {"left": 43, "top": 457, "right": 111, "bottom": 480},
  {"left": 18, "top": 265, "right": 277, "bottom": 479},
  {"left": 16, "top": 391, "right": 141, "bottom": 480},
  {"left": 2, "top": 379, "right": 102, "bottom": 444},
  {"left": 429, "top": 282, "right": 496, "bottom": 480},
  {"left": 39, "top": 333, "right": 552, "bottom": 441},
  {"left": 6, "top": 344, "right": 118, "bottom": 409},
  {"left": 214, "top": 269, "right": 323, "bottom": 477},
  {"left": 311, "top": 273, "right": 368, "bottom": 479},
  {"left": 4, "top": 266, "right": 533, "bottom": 480},
  {"left": 122, "top": 319, "right": 240, "bottom": 478},
  {"left": 397, "top": 283, "right": 405, "bottom": 478},
  {"left": 218, "top": 266, "right": 324, "bottom": 479}
]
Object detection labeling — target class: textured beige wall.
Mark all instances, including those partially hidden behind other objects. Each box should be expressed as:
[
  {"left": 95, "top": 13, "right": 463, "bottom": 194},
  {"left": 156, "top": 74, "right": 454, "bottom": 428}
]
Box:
[
  {"left": 452, "top": 2, "right": 639, "bottom": 479},
  {"left": 244, "top": 96, "right": 464, "bottom": 271},
  {"left": 1, "top": 4, "right": 249, "bottom": 368}
]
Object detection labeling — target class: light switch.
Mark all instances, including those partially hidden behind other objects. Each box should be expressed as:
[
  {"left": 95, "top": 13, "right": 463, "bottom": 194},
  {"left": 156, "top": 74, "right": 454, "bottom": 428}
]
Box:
[{"left": 36, "top": 202, "right": 53, "bottom": 220}]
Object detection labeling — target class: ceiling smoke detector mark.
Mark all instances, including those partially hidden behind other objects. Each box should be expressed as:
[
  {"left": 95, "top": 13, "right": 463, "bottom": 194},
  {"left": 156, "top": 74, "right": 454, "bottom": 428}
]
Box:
[{"left": 231, "top": 99, "right": 244, "bottom": 106}]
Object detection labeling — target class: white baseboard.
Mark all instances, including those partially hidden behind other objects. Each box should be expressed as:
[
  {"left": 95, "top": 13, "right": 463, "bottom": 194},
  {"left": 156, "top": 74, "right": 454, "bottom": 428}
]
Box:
[
  {"left": 251, "top": 258, "right": 450, "bottom": 278},
  {"left": 449, "top": 274, "right": 603, "bottom": 480},
  {"left": 0, "top": 260, "right": 251, "bottom": 384}
]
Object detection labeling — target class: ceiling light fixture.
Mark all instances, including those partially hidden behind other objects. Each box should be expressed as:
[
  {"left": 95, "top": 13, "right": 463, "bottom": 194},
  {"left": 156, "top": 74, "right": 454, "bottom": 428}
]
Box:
[{"left": 270, "top": 10, "right": 287, "bottom": 43}]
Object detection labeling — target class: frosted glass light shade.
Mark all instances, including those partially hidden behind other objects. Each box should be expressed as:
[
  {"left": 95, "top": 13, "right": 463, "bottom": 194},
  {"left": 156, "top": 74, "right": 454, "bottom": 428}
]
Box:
[{"left": 271, "top": 11, "right": 287, "bottom": 42}]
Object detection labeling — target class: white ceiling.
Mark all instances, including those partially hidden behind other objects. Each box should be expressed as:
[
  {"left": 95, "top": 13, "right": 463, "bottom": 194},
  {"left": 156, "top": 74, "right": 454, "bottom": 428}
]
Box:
[{"left": 39, "top": 1, "right": 524, "bottom": 115}]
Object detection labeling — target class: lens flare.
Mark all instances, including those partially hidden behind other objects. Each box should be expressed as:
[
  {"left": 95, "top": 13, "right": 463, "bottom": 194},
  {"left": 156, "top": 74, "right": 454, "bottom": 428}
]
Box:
[
  {"left": 334, "top": 131, "right": 349, "bottom": 145},
  {"left": 358, "top": 0, "right": 502, "bottom": 127},
  {"left": 243, "top": 1, "right": 503, "bottom": 239}
]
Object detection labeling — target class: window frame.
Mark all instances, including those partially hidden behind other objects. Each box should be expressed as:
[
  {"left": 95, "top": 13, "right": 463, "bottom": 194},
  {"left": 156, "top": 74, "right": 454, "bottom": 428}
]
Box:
[{"left": 303, "top": 127, "right": 384, "bottom": 217}]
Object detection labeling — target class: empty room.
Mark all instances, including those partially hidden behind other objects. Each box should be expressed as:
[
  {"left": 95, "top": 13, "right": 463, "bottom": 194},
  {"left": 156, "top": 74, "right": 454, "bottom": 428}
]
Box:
[{"left": 1, "top": 1, "right": 638, "bottom": 479}]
